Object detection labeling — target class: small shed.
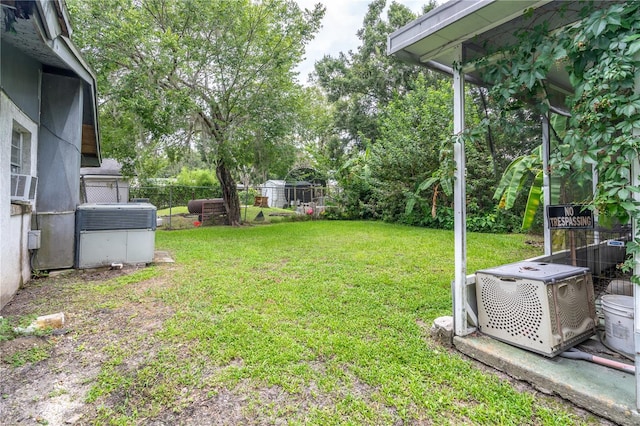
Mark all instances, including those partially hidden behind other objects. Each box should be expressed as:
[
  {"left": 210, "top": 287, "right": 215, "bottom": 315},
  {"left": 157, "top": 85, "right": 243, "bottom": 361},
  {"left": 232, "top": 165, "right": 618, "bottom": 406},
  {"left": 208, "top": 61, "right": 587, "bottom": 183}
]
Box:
[
  {"left": 80, "top": 158, "right": 129, "bottom": 203},
  {"left": 261, "top": 180, "right": 287, "bottom": 208}
]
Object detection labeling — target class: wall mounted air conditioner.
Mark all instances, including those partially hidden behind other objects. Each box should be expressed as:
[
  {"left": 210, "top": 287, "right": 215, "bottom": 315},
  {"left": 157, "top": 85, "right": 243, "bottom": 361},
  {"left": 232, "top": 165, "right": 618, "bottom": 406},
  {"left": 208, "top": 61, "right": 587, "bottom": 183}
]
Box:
[
  {"left": 476, "top": 261, "right": 596, "bottom": 357},
  {"left": 75, "top": 203, "right": 156, "bottom": 268},
  {"left": 10, "top": 174, "right": 37, "bottom": 202}
]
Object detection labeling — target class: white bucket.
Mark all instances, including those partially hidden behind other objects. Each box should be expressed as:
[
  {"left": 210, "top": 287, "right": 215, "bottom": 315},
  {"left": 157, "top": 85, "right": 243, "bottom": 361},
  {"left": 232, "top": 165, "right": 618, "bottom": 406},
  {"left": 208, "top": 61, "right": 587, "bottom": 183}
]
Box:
[{"left": 601, "top": 295, "right": 635, "bottom": 356}]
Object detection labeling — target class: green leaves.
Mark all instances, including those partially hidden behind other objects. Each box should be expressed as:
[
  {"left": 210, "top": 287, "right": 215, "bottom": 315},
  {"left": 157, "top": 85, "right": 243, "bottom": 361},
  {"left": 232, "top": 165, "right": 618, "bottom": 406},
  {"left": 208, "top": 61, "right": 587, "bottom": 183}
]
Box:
[
  {"left": 313, "top": 0, "right": 425, "bottom": 150},
  {"left": 521, "top": 171, "right": 543, "bottom": 230},
  {"left": 368, "top": 76, "right": 455, "bottom": 223},
  {"left": 475, "top": 1, "right": 640, "bottom": 257},
  {"left": 493, "top": 146, "right": 542, "bottom": 211},
  {"left": 69, "top": 0, "right": 325, "bottom": 224}
]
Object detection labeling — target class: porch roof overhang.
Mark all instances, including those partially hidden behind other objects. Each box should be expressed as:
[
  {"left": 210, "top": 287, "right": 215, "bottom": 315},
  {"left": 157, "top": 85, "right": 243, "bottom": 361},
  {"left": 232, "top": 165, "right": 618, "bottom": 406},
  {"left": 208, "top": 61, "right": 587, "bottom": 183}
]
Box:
[
  {"left": 0, "top": 0, "right": 101, "bottom": 166},
  {"left": 387, "top": 0, "right": 640, "bottom": 417},
  {"left": 387, "top": 0, "right": 619, "bottom": 111}
]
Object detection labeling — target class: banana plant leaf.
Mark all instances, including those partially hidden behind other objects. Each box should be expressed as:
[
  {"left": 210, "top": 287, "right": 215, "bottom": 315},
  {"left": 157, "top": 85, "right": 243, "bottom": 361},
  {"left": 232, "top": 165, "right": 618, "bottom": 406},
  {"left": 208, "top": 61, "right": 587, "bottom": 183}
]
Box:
[
  {"left": 522, "top": 170, "right": 543, "bottom": 230},
  {"left": 494, "top": 146, "right": 542, "bottom": 210}
]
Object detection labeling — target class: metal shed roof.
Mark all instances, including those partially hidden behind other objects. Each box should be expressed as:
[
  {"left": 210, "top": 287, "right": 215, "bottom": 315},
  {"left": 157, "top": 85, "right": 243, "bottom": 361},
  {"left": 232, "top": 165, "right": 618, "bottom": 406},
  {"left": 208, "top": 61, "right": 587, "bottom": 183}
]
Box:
[{"left": 81, "top": 158, "right": 124, "bottom": 177}]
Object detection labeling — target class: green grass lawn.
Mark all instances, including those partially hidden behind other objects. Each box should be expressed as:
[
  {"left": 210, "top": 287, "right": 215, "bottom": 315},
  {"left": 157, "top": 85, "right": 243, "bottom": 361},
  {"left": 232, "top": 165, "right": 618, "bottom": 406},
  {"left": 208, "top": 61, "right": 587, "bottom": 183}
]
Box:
[
  {"left": 5, "top": 221, "right": 604, "bottom": 424},
  {"left": 97, "top": 220, "right": 598, "bottom": 425},
  {"left": 157, "top": 205, "right": 296, "bottom": 229},
  {"left": 156, "top": 205, "right": 190, "bottom": 215}
]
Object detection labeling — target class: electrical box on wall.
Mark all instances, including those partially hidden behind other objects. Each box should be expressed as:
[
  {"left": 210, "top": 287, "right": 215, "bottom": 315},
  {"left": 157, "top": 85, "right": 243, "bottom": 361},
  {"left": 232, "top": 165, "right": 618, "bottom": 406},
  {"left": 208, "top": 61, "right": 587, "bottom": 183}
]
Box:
[
  {"left": 476, "top": 261, "right": 597, "bottom": 357},
  {"left": 27, "top": 230, "right": 41, "bottom": 250}
]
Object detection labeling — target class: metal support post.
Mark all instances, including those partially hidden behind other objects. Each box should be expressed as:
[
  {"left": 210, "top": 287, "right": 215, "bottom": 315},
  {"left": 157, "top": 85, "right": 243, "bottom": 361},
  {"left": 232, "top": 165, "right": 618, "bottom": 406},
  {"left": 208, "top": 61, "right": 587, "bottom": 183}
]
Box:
[
  {"left": 452, "top": 46, "right": 470, "bottom": 336},
  {"left": 542, "top": 115, "right": 551, "bottom": 256},
  {"left": 632, "top": 52, "right": 640, "bottom": 410}
]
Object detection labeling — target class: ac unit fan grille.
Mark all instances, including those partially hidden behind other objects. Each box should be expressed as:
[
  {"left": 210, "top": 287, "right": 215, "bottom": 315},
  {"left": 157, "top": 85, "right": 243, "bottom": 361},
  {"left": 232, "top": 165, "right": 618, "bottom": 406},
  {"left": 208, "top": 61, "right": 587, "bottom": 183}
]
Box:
[
  {"left": 550, "top": 277, "right": 593, "bottom": 338},
  {"left": 476, "top": 263, "right": 596, "bottom": 357},
  {"left": 77, "top": 209, "right": 156, "bottom": 231},
  {"left": 480, "top": 277, "right": 544, "bottom": 343}
]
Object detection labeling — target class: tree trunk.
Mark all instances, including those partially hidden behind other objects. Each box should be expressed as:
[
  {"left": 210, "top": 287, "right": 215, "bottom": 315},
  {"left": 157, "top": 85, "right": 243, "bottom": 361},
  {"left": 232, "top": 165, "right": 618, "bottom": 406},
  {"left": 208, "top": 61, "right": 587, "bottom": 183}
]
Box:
[{"left": 216, "top": 160, "right": 241, "bottom": 226}]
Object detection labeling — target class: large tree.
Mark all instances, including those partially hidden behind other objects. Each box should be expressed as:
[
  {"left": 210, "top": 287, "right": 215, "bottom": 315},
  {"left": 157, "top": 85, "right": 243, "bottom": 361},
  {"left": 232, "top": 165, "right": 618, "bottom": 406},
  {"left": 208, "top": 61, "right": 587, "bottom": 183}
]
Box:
[
  {"left": 310, "top": 0, "right": 447, "bottom": 220},
  {"left": 69, "top": 0, "right": 324, "bottom": 225},
  {"left": 313, "top": 0, "right": 437, "bottom": 151},
  {"left": 369, "top": 76, "right": 453, "bottom": 223}
]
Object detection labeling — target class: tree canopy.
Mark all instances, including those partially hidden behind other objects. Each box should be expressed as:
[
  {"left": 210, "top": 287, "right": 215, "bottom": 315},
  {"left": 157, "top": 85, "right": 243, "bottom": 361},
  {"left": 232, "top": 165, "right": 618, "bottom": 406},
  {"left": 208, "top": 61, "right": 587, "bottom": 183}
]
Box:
[
  {"left": 69, "top": 0, "right": 324, "bottom": 225},
  {"left": 313, "top": 0, "right": 437, "bottom": 151}
]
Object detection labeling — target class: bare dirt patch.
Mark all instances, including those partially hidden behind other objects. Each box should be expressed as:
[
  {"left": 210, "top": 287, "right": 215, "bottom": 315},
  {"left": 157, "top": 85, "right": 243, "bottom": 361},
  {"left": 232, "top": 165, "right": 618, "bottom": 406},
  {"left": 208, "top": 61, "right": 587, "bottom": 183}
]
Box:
[{"left": 0, "top": 266, "right": 176, "bottom": 425}]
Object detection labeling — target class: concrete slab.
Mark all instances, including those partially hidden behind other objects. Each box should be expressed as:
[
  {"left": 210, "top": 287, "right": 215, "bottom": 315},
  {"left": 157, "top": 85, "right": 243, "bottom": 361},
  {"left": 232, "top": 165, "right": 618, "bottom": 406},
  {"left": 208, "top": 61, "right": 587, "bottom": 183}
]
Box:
[
  {"left": 454, "top": 334, "right": 640, "bottom": 426},
  {"left": 153, "top": 251, "right": 175, "bottom": 264},
  {"left": 47, "top": 269, "right": 75, "bottom": 277}
]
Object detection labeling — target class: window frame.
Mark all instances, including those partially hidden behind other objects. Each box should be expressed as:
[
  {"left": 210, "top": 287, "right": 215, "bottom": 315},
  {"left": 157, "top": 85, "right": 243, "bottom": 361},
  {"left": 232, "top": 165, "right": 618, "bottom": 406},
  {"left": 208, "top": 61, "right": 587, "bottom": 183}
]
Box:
[{"left": 11, "top": 128, "right": 23, "bottom": 174}]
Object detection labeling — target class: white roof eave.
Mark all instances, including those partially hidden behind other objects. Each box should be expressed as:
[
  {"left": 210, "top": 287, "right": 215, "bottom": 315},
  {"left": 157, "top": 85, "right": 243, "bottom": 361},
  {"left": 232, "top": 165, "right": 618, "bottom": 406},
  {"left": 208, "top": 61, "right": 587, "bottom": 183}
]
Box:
[{"left": 387, "top": 0, "right": 549, "bottom": 67}]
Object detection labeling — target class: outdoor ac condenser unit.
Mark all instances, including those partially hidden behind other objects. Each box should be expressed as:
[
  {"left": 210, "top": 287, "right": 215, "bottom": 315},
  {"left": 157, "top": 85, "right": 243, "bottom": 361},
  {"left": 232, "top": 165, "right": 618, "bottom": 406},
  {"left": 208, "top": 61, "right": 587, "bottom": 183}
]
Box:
[
  {"left": 75, "top": 203, "right": 156, "bottom": 268},
  {"left": 475, "top": 261, "right": 596, "bottom": 357}
]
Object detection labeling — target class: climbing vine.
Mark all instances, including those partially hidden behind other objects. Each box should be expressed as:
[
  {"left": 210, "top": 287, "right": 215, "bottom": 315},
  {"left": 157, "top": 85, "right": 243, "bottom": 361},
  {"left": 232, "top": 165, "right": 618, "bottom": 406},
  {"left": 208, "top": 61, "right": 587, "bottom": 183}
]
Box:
[{"left": 469, "top": 2, "right": 640, "bottom": 277}]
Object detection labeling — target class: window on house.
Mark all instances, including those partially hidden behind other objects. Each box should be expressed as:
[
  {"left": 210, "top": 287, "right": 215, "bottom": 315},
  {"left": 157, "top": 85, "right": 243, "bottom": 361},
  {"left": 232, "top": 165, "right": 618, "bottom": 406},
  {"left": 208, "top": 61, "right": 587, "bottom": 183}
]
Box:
[
  {"left": 10, "top": 122, "right": 31, "bottom": 175},
  {"left": 11, "top": 129, "right": 22, "bottom": 173},
  {"left": 9, "top": 122, "right": 36, "bottom": 203}
]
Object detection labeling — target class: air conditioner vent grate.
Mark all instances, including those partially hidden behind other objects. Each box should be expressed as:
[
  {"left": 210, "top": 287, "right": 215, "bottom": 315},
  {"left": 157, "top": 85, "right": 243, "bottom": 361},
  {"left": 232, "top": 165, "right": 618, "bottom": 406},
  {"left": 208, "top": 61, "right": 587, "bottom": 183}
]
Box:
[
  {"left": 11, "top": 174, "right": 37, "bottom": 202},
  {"left": 554, "top": 277, "right": 594, "bottom": 334},
  {"left": 476, "top": 261, "right": 596, "bottom": 357},
  {"left": 76, "top": 204, "right": 156, "bottom": 231},
  {"left": 480, "top": 278, "right": 543, "bottom": 342}
]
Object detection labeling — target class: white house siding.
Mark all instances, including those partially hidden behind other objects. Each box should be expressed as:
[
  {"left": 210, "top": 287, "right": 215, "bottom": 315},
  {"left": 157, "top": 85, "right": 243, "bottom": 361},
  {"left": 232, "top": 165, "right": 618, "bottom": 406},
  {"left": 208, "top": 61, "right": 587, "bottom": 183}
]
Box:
[
  {"left": 1, "top": 92, "right": 39, "bottom": 309},
  {"left": 1, "top": 0, "right": 102, "bottom": 308}
]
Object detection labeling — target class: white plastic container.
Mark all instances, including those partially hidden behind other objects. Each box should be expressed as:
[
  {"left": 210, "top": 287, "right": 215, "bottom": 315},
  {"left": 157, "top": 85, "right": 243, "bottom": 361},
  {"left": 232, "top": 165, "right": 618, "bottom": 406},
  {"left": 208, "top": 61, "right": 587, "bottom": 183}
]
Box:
[{"left": 601, "top": 295, "right": 635, "bottom": 355}]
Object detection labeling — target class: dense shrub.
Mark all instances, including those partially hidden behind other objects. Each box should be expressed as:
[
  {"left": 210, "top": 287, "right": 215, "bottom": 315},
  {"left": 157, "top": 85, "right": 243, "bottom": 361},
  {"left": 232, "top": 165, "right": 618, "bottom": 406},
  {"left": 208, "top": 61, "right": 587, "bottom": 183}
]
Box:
[{"left": 130, "top": 184, "right": 222, "bottom": 210}]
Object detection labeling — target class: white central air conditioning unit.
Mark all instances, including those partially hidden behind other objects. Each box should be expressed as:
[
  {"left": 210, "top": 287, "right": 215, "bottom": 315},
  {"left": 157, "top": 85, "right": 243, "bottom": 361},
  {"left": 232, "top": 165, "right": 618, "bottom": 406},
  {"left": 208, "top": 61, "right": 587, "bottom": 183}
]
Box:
[
  {"left": 475, "top": 261, "right": 596, "bottom": 357},
  {"left": 10, "top": 174, "right": 37, "bottom": 202},
  {"left": 75, "top": 203, "right": 157, "bottom": 268}
]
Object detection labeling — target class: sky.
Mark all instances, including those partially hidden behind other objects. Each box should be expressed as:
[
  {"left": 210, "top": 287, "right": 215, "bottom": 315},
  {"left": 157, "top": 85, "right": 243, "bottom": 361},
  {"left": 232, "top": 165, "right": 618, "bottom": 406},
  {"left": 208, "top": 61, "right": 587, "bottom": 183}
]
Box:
[{"left": 294, "top": 0, "right": 428, "bottom": 84}]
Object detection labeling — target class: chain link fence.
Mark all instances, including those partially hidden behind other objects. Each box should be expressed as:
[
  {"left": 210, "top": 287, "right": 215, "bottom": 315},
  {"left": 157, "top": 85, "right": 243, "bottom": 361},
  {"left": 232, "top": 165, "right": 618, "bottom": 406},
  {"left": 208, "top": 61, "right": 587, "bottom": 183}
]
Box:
[
  {"left": 129, "top": 185, "right": 223, "bottom": 210},
  {"left": 124, "top": 183, "right": 341, "bottom": 228},
  {"left": 80, "top": 177, "right": 129, "bottom": 203}
]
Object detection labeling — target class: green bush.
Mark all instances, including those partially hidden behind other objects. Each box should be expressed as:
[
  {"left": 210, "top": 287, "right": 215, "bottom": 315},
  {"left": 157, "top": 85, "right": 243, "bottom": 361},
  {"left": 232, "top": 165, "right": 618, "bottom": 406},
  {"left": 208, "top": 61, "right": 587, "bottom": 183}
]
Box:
[
  {"left": 239, "top": 188, "right": 260, "bottom": 205},
  {"left": 175, "top": 168, "right": 217, "bottom": 187},
  {"left": 130, "top": 184, "right": 222, "bottom": 210},
  {"left": 321, "top": 206, "right": 347, "bottom": 220}
]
